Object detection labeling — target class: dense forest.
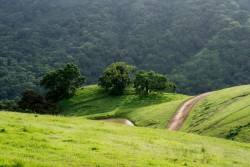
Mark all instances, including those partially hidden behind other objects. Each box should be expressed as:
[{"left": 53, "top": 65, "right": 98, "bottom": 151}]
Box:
[{"left": 0, "top": 0, "right": 250, "bottom": 99}]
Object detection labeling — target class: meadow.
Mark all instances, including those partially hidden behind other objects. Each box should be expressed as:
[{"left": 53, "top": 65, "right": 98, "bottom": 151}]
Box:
[
  {"left": 1, "top": 111, "right": 250, "bottom": 167},
  {"left": 59, "top": 85, "right": 190, "bottom": 129}
]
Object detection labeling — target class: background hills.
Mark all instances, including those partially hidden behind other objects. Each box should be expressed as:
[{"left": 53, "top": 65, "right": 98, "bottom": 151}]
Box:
[{"left": 1, "top": 0, "right": 250, "bottom": 99}]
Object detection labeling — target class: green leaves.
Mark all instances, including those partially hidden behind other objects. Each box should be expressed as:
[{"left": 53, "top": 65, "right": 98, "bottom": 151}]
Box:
[
  {"left": 40, "top": 63, "right": 86, "bottom": 102},
  {"left": 98, "top": 63, "right": 175, "bottom": 96},
  {"left": 134, "top": 70, "right": 176, "bottom": 95},
  {"left": 98, "top": 62, "right": 135, "bottom": 95}
]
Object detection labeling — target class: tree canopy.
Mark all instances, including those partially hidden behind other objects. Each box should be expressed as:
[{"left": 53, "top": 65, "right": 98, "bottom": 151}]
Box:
[
  {"left": 98, "top": 62, "right": 135, "bottom": 95},
  {"left": 0, "top": 0, "right": 250, "bottom": 99},
  {"left": 134, "top": 70, "right": 176, "bottom": 95},
  {"left": 40, "top": 63, "right": 86, "bottom": 102}
]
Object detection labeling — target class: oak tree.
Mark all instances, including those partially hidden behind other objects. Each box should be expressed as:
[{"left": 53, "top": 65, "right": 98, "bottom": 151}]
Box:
[
  {"left": 98, "top": 62, "right": 135, "bottom": 95},
  {"left": 40, "top": 63, "right": 86, "bottom": 102}
]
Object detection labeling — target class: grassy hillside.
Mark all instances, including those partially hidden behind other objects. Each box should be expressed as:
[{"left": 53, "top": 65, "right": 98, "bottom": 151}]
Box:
[
  {"left": 1, "top": 111, "right": 250, "bottom": 166},
  {"left": 59, "top": 85, "right": 190, "bottom": 129},
  {"left": 181, "top": 85, "right": 250, "bottom": 143}
]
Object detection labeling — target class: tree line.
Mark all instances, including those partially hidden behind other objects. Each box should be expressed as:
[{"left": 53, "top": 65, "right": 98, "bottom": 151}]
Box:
[{"left": 0, "top": 62, "right": 175, "bottom": 114}]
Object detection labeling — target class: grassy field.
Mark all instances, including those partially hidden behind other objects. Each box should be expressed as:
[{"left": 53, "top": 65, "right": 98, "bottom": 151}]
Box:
[
  {"left": 1, "top": 111, "right": 250, "bottom": 167},
  {"left": 181, "top": 85, "right": 250, "bottom": 143},
  {"left": 59, "top": 85, "right": 190, "bottom": 128}
]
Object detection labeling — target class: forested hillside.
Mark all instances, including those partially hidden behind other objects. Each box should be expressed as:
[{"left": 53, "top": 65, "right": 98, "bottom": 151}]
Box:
[{"left": 0, "top": 0, "right": 250, "bottom": 99}]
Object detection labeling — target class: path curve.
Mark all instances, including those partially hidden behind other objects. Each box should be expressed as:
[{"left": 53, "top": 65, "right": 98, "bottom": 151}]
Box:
[{"left": 167, "top": 93, "right": 211, "bottom": 131}]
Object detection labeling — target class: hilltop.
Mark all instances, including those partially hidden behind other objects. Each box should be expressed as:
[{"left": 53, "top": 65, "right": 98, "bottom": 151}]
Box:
[{"left": 1, "top": 111, "right": 250, "bottom": 166}]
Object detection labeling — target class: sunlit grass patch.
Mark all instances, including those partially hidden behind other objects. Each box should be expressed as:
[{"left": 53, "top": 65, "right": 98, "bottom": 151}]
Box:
[
  {"left": 0, "top": 111, "right": 250, "bottom": 166},
  {"left": 59, "top": 85, "right": 190, "bottom": 128}
]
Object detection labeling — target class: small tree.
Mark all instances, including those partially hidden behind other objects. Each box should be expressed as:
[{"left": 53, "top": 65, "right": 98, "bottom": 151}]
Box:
[
  {"left": 98, "top": 62, "right": 135, "bottom": 95},
  {"left": 40, "top": 63, "right": 86, "bottom": 102},
  {"left": 134, "top": 70, "right": 176, "bottom": 95}
]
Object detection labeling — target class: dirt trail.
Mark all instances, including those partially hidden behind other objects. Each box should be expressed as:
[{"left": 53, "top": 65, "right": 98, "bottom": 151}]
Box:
[{"left": 167, "top": 93, "right": 211, "bottom": 131}]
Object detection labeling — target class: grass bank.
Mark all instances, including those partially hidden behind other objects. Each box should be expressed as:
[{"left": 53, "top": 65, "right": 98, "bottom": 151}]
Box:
[{"left": 181, "top": 85, "right": 250, "bottom": 143}]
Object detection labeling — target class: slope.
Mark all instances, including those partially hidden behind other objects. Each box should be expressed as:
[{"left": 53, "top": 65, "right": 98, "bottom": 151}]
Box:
[
  {"left": 59, "top": 85, "right": 190, "bottom": 129},
  {"left": 181, "top": 85, "right": 250, "bottom": 143},
  {"left": 0, "top": 111, "right": 250, "bottom": 166}
]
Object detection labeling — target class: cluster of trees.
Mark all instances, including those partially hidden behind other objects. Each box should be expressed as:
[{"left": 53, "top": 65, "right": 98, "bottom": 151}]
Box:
[
  {"left": 0, "top": 0, "right": 250, "bottom": 99},
  {"left": 0, "top": 63, "right": 86, "bottom": 114},
  {"left": 99, "top": 62, "right": 175, "bottom": 95},
  {"left": 0, "top": 62, "right": 175, "bottom": 114},
  {"left": 134, "top": 70, "right": 176, "bottom": 95}
]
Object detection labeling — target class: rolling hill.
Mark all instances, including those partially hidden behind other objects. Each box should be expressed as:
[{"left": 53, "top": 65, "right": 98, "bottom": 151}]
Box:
[
  {"left": 59, "top": 84, "right": 250, "bottom": 143},
  {"left": 59, "top": 85, "right": 190, "bottom": 129},
  {"left": 1, "top": 111, "right": 250, "bottom": 166},
  {"left": 181, "top": 85, "right": 250, "bottom": 143}
]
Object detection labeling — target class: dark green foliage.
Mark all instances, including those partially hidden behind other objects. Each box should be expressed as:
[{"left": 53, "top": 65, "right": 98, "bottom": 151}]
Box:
[
  {"left": 226, "top": 123, "right": 250, "bottom": 140},
  {"left": 0, "top": 100, "right": 19, "bottom": 111},
  {"left": 40, "top": 63, "right": 86, "bottom": 102},
  {"left": 172, "top": 26, "right": 250, "bottom": 94},
  {"left": 226, "top": 127, "right": 241, "bottom": 140},
  {"left": 98, "top": 62, "right": 135, "bottom": 95},
  {"left": 42, "top": 102, "right": 59, "bottom": 115},
  {"left": 0, "top": 0, "right": 250, "bottom": 99},
  {"left": 18, "top": 89, "right": 44, "bottom": 112},
  {"left": 18, "top": 89, "right": 58, "bottom": 114},
  {"left": 134, "top": 70, "right": 176, "bottom": 95},
  {"left": 0, "top": 128, "right": 6, "bottom": 133}
]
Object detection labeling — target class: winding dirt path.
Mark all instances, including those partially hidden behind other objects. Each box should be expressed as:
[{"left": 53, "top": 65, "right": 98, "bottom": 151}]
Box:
[{"left": 167, "top": 93, "right": 211, "bottom": 131}]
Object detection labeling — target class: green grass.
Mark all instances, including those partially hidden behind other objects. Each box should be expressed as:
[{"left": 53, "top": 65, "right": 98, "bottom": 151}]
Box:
[
  {"left": 59, "top": 85, "right": 190, "bottom": 128},
  {"left": 181, "top": 85, "right": 250, "bottom": 143},
  {"left": 1, "top": 111, "right": 250, "bottom": 167}
]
